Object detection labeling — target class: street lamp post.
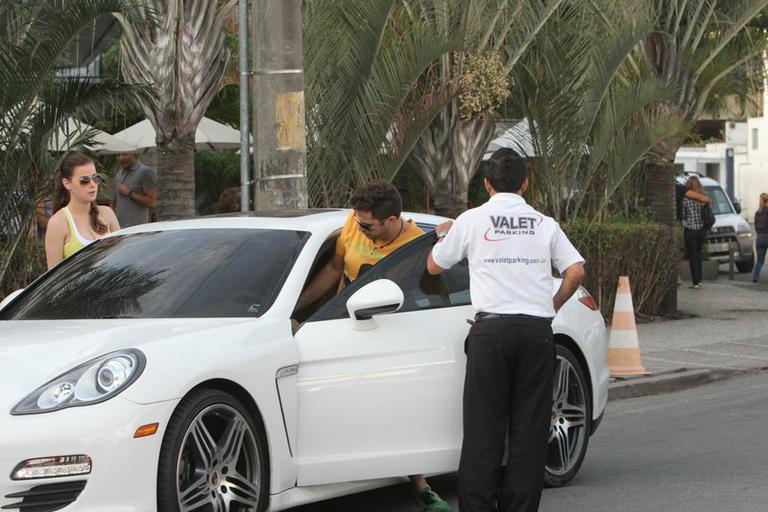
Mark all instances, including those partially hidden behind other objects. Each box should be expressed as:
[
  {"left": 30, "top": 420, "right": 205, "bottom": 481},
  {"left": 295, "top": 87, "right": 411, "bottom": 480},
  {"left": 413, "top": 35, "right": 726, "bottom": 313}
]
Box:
[{"left": 239, "top": 0, "right": 251, "bottom": 212}]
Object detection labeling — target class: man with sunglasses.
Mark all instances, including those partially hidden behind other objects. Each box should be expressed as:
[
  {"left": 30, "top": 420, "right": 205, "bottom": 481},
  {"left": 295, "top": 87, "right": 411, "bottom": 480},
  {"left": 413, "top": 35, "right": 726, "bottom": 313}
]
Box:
[
  {"left": 111, "top": 152, "right": 157, "bottom": 227},
  {"left": 296, "top": 180, "right": 450, "bottom": 512}
]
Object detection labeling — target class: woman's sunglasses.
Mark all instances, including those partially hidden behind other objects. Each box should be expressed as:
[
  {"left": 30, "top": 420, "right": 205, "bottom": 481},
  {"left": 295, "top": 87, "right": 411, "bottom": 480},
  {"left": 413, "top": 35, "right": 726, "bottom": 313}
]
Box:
[{"left": 78, "top": 174, "right": 103, "bottom": 185}]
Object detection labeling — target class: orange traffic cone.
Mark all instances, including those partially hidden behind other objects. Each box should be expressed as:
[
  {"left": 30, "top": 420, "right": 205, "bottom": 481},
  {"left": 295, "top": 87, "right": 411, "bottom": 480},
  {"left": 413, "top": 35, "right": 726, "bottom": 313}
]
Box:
[{"left": 608, "top": 276, "right": 649, "bottom": 377}]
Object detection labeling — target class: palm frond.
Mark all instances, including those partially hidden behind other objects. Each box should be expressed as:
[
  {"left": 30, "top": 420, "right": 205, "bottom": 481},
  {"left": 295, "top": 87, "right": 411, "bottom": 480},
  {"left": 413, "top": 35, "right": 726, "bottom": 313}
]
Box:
[
  {"left": 305, "top": 0, "right": 460, "bottom": 206},
  {"left": 0, "top": 0, "right": 148, "bottom": 294}
]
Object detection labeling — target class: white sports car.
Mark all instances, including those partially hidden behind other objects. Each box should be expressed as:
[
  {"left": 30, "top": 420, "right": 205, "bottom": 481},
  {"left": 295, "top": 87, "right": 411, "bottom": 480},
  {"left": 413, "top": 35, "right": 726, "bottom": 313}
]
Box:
[{"left": 0, "top": 210, "right": 608, "bottom": 512}]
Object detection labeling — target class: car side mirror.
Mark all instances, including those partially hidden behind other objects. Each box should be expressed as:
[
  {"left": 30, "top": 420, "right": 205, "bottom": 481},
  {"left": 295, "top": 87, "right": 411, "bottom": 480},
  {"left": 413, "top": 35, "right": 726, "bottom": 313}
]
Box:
[
  {"left": 734, "top": 201, "right": 742, "bottom": 214},
  {"left": 0, "top": 289, "right": 24, "bottom": 313},
  {"left": 346, "top": 279, "right": 404, "bottom": 330}
]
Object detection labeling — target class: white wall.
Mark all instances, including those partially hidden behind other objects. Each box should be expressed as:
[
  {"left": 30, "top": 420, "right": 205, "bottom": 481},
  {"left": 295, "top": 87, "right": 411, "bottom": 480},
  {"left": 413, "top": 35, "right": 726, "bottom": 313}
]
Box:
[
  {"left": 676, "top": 119, "right": 768, "bottom": 223},
  {"left": 726, "top": 121, "right": 748, "bottom": 146},
  {"left": 674, "top": 144, "right": 726, "bottom": 183},
  {"left": 737, "top": 117, "right": 768, "bottom": 221}
]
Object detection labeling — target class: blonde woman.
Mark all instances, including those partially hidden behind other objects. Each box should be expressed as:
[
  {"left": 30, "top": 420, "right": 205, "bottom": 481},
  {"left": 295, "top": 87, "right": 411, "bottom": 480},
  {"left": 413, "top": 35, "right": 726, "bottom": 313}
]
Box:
[
  {"left": 753, "top": 192, "right": 768, "bottom": 282},
  {"left": 45, "top": 154, "right": 120, "bottom": 268},
  {"left": 682, "top": 176, "right": 711, "bottom": 289}
]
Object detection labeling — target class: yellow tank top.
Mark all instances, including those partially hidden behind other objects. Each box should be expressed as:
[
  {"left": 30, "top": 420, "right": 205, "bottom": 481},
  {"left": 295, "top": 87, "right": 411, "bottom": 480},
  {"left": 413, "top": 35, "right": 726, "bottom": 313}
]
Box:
[
  {"left": 335, "top": 211, "right": 424, "bottom": 288},
  {"left": 62, "top": 207, "right": 96, "bottom": 259}
]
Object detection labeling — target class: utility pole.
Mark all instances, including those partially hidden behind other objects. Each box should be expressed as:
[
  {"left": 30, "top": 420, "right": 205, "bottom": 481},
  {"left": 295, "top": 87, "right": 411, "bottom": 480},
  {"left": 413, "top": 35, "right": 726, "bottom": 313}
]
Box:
[{"left": 251, "top": 0, "right": 307, "bottom": 210}]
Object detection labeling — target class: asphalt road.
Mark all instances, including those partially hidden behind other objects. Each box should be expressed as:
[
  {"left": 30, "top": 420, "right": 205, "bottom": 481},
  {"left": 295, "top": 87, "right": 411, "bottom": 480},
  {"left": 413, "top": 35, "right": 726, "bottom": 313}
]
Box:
[{"left": 289, "top": 371, "right": 768, "bottom": 511}]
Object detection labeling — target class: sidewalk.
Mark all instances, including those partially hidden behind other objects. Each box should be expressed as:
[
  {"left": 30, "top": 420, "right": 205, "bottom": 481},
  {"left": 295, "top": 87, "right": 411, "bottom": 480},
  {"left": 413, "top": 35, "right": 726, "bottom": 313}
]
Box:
[{"left": 608, "top": 269, "right": 768, "bottom": 399}]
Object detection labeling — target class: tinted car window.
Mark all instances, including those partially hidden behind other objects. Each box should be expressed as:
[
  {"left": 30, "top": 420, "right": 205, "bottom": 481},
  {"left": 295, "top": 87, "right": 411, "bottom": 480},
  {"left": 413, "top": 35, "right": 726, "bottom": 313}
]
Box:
[
  {"left": 1, "top": 229, "right": 309, "bottom": 320},
  {"left": 705, "top": 186, "right": 734, "bottom": 215},
  {"left": 311, "top": 233, "right": 470, "bottom": 321}
]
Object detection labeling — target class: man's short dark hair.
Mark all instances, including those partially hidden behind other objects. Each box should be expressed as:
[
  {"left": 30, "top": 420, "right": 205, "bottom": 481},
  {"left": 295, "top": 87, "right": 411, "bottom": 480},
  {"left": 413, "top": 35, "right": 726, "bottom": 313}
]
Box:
[
  {"left": 485, "top": 148, "right": 528, "bottom": 193},
  {"left": 350, "top": 180, "right": 403, "bottom": 220}
]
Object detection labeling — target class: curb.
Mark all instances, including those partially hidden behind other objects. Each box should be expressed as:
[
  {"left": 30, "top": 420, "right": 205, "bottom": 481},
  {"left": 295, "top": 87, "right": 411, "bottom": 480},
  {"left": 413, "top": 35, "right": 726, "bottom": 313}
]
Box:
[{"left": 607, "top": 368, "right": 748, "bottom": 401}]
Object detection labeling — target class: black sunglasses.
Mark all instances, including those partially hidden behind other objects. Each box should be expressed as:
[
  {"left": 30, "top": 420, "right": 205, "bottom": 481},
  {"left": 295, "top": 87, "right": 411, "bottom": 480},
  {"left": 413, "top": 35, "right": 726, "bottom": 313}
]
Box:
[
  {"left": 78, "top": 174, "right": 102, "bottom": 185},
  {"left": 355, "top": 216, "right": 385, "bottom": 231}
]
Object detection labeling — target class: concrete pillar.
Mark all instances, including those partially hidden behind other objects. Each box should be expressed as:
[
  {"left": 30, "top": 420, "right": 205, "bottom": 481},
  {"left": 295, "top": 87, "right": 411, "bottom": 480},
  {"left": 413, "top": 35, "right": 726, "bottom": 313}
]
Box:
[{"left": 251, "top": 0, "right": 307, "bottom": 210}]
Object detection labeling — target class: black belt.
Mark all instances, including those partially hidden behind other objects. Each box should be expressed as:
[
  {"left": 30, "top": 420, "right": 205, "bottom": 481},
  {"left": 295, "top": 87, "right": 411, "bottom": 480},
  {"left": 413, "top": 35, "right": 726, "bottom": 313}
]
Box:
[{"left": 474, "top": 312, "right": 551, "bottom": 322}]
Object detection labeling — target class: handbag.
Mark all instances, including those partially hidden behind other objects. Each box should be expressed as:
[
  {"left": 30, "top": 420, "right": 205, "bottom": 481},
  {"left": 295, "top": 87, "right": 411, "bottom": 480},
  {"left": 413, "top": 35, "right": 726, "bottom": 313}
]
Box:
[{"left": 702, "top": 203, "right": 716, "bottom": 230}]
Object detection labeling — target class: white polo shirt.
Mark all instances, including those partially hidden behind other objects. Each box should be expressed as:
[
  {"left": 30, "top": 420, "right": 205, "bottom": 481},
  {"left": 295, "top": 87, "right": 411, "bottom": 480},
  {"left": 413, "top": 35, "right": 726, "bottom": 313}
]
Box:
[{"left": 431, "top": 193, "right": 584, "bottom": 318}]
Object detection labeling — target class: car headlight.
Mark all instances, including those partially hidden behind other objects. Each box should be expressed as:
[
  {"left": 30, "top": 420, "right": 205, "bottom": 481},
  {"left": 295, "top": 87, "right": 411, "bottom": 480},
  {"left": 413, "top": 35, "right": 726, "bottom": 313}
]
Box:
[{"left": 11, "top": 349, "right": 145, "bottom": 415}]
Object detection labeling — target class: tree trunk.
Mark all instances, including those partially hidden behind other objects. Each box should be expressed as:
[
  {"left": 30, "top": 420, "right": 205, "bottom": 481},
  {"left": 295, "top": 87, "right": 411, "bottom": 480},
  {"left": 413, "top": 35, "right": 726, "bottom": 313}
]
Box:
[
  {"left": 408, "top": 118, "right": 453, "bottom": 210},
  {"left": 409, "top": 111, "right": 495, "bottom": 217},
  {"left": 644, "top": 159, "right": 677, "bottom": 314},
  {"left": 644, "top": 160, "right": 677, "bottom": 226},
  {"left": 431, "top": 192, "right": 466, "bottom": 219},
  {"left": 156, "top": 135, "right": 196, "bottom": 220},
  {"left": 452, "top": 116, "right": 495, "bottom": 188}
]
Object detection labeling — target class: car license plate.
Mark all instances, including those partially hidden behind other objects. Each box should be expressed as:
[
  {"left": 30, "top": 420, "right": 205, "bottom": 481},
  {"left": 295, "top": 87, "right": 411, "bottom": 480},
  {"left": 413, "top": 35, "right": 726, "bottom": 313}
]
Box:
[{"left": 708, "top": 242, "right": 729, "bottom": 253}]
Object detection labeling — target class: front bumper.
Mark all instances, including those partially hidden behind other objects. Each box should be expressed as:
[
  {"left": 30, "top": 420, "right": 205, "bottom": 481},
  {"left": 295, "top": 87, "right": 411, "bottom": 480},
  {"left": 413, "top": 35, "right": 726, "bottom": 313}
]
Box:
[
  {"left": 1, "top": 397, "right": 177, "bottom": 512},
  {"left": 706, "top": 231, "right": 753, "bottom": 263}
]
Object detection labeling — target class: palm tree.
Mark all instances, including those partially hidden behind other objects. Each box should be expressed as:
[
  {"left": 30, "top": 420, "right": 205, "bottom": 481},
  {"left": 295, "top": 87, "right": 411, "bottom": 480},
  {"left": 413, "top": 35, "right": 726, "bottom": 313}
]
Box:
[
  {"left": 511, "top": 1, "right": 688, "bottom": 223},
  {"left": 631, "top": 0, "right": 768, "bottom": 313},
  {"left": 640, "top": 0, "right": 768, "bottom": 225},
  {"left": 117, "top": 0, "right": 236, "bottom": 220},
  {"left": 404, "top": 0, "right": 565, "bottom": 217},
  {"left": 303, "top": 0, "right": 461, "bottom": 207},
  {"left": 0, "top": 0, "right": 149, "bottom": 296}
]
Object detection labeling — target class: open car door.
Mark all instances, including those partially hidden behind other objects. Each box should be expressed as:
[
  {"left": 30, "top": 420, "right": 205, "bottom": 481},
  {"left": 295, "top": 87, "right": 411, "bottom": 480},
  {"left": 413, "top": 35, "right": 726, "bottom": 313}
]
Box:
[{"left": 292, "top": 234, "right": 473, "bottom": 485}]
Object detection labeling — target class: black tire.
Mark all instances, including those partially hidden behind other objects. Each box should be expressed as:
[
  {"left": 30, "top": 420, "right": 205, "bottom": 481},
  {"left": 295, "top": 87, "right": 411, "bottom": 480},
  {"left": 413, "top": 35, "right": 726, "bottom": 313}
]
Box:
[
  {"left": 736, "top": 257, "right": 755, "bottom": 274},
  {"left": 544, "top": 344, "right": 592, "bottom": 487},
  {"left": 157, "top": 388, "right": 269, "bottom": 512}
]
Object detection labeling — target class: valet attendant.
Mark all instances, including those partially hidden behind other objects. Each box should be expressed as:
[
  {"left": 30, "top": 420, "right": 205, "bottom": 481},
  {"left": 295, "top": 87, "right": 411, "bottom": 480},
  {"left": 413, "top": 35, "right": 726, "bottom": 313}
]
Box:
[
  {"left": 427, "top": 149, "right": 585, "bottom": 512},
  {"left": 45, "top": 154, "right": 120, "bottom": 269}
]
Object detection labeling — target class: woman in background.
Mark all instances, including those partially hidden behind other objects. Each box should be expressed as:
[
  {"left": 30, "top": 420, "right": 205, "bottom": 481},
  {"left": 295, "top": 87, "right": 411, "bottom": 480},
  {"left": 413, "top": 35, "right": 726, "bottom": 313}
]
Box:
[
  {"left": 44, "top": 154, "right": 119, "bottom": 269},
  {"left": 752, "top": 192, "right": 768, "bottom": 282},
  {"left": 681, "top": 176, "right": 711, "bottom": 289}
]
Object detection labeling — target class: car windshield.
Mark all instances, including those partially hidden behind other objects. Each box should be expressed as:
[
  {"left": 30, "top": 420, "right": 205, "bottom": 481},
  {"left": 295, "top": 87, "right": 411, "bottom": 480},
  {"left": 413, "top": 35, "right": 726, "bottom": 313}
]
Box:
[
  {"left": 705, "top": 186, "right": 734, "bottom": 215},
  {"left": 1, "top": 228, "right": 309, "bottom": 320}
]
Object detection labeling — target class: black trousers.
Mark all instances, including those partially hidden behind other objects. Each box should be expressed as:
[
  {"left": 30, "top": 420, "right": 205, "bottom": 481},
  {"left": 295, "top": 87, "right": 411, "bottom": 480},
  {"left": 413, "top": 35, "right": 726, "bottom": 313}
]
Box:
[
  {"left": 684, "top": 228, "right": 707, "bottom": 285},
  {"left": 458, "top": 316, "right": 554, "bottom": 512}
]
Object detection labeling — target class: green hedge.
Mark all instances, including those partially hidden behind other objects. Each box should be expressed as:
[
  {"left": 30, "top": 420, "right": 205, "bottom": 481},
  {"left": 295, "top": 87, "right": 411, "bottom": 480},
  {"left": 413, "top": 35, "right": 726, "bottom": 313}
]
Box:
[{"left": 563, "top": 220, "right": 677, "bottom": 317}]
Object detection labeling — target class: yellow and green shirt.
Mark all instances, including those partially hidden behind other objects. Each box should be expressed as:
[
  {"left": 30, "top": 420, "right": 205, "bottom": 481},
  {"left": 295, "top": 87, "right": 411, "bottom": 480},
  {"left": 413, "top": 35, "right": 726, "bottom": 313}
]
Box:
[{"left": 336, "top": 211, "right": 424, "bottom": 288}]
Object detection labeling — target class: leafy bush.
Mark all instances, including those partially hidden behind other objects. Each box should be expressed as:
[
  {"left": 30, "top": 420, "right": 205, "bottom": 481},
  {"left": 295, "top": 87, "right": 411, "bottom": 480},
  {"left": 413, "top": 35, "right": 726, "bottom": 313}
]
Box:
[
  {"left": 0, "top": 229, "right": 46, "bottom": 300},
  {"left": 563, "top": 220, "right": 677, "bottom": 317}
]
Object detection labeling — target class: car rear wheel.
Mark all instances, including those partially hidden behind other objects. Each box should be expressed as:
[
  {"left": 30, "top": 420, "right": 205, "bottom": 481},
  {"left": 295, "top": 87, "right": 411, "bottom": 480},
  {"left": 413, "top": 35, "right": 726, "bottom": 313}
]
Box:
[
  {"left": 544, "top": 344, "right": 591, "bottom": 487},
  {"left": 157, "top": 388, "right": 268, "bottom": 512}
]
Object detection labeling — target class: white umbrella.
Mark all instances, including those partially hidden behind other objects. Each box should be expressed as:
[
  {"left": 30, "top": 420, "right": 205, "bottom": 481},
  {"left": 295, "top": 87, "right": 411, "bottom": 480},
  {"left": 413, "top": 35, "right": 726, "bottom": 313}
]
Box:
[
  {"left": 51, "top": 118, "right": 139, "bottom": 154},
  {"left": 483, "top": 119, "right": 537, "bottom": 160},
  {"left": 483, "top": 118, "right": 589, "bottom": 160},
  {"left": 111, "top": 117, "right": 245, "bottom": 153},
  {"left": 0, "top": 109, "right": 137, "bottom": 153}
]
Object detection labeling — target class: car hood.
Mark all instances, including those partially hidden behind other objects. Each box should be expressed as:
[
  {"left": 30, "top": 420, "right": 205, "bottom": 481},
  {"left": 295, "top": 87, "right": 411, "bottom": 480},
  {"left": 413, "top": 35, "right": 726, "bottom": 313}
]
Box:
[
  {"left": 714, "top": 213, "right": 750, "bottom": 232},
  {"left": 0, "top": 318, "right": 257, "bottom": 413}
]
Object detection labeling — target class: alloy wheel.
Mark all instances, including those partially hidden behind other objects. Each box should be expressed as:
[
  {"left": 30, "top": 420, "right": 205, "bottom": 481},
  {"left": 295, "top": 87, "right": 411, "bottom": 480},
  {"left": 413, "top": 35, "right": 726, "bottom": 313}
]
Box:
[
  {"left": 176, "top": 404, "right": 262, "bottom": 512},
  {"left": 547, "top": 352, "right": 588, "bottom": 477}
]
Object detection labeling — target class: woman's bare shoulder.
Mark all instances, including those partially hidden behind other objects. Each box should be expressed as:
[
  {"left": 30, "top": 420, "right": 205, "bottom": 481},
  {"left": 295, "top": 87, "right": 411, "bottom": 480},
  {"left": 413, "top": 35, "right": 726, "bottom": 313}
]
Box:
[{"left": 97, "top": 204, "right": 117, "bottom": 217}]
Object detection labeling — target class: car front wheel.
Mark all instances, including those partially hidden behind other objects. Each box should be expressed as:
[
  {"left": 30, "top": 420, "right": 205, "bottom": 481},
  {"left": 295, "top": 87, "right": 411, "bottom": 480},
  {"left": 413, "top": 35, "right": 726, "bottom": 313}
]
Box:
[
  {"left": 736, "top": 256, "right": 755, "bottom": 274},
  {"left": 157, "top": 388, "right": 268, "bottom": 512},
  {"left": 544, "top": 344, "right": 591, "bottom": 487}
]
